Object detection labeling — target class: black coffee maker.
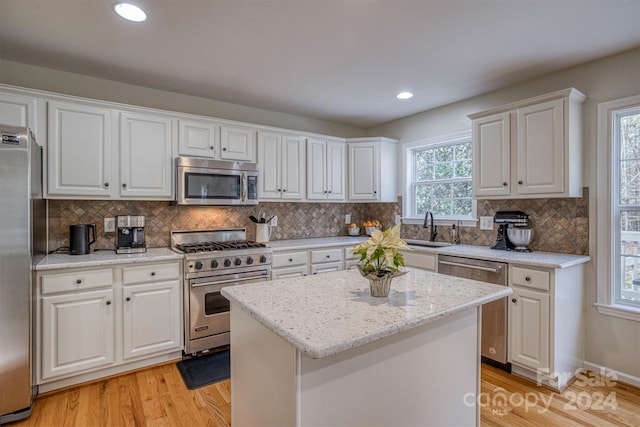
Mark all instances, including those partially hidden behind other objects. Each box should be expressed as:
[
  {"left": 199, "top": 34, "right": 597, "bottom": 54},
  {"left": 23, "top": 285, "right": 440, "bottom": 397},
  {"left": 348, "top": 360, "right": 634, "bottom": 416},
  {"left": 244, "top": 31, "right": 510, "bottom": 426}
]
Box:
[
  {"left": 69, "top": 224, "right": 96, "bottom": 255},
  {"left": 490, "top": 211, "right": 529, "bottom": 251}
]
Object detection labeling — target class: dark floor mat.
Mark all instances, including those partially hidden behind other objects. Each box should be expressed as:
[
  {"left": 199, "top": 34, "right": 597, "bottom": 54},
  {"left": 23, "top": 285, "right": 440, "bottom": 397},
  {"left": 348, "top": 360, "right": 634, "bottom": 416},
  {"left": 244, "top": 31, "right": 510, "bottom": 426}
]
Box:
[{"left": 176, "top": 350, "right": 230, "bottom": 390}]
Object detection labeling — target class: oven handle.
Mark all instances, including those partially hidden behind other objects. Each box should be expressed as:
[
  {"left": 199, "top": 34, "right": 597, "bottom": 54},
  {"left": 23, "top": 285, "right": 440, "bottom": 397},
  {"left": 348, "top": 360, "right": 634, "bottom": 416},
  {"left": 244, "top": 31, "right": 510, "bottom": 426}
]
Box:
[
  {"left": 190, "top": 271, "right": 269, "bottom": 288},
  {"left": 438, "top": 260, "right": 500, "bottom": 274}
]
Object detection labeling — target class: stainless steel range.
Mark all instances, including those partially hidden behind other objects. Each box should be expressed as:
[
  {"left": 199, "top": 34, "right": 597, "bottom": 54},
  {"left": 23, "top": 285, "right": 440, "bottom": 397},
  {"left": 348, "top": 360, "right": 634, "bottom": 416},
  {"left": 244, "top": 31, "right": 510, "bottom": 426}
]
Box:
[{"left": 171, "top": 228, "right": 272, "bottom": 355}]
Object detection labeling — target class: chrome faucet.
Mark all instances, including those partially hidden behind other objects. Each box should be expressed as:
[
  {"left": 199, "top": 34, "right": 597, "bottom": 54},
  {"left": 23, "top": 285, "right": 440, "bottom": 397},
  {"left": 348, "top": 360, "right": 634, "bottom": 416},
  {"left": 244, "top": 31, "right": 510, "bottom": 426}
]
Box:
[{"left": 423, "top": 211, "right": 438, "bottom": 242}]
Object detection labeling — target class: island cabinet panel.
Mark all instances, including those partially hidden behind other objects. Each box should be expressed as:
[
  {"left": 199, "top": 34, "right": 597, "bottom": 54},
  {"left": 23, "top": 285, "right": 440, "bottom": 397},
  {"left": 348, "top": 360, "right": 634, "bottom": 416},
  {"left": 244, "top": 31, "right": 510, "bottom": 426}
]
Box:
[
  {"left": 401, "top": 250, "right": 436, "bottom": 271},
  {"left": 230, "top": 304, "right": 480, "bottom": 427}
]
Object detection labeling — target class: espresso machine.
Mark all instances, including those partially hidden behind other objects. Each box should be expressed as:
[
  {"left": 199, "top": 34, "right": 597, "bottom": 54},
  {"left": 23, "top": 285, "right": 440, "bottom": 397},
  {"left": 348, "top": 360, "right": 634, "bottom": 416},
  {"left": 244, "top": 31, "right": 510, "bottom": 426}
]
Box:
[
  {"left": 490, "top": 211, "right": 530, "bottom": 251},
  {"left": 116, "top": 215, "right": 146, "bottom": 254}
]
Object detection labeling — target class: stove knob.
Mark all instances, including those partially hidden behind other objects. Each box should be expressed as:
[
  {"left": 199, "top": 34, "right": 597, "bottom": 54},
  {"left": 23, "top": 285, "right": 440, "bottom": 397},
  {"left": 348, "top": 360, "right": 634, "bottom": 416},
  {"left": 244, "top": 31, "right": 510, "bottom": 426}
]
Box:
[
  {"left": 234, "top": 258, "right": 242, "bottom": 266},
  {"left": 223, "top": 259, "right": 231, "bottom": 267},
  {"left": 259, "top": 255, "right": 267, "bottom": 263},
  {"left": 246, "top": 256, "right": 254, "bottom": 265},
  {"left": 194, "top": 261, "right": 203, "bottom": 270},
  {"left": 210, "top": 259, "right": 219, "bottom": 269}
]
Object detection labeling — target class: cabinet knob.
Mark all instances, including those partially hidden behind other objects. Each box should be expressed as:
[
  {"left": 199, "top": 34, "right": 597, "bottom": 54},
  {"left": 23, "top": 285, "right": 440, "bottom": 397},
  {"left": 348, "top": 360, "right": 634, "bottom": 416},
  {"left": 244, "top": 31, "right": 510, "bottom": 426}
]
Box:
[
  {"left": 277, "top": 188, "right": 281, "bottom": 192},
  {"left": 328, "top": 191, "right": 332, "bottom": 194},
  {"left": 222, "top": 147, "right": 227, "bottom": 151},
  {"left": 106, "top": 300, "right": 112, "bottom": 305},
  {"left": 374, "top": 190, "right": 377, "bottom": 194},
  {"left": 313, "top": 272, "right": 317, "bottom": 275},
  {"left": 150, "top": 272, "right": 156, "bottom": 276},
  {"left": 126, "top": 297, "right": 131, "bottom": 302},
  {"left": 518, "top": 180, "right": 523, "bottom": 185},
  {"left": 104, "top": 182, "right": 110, "bottom": 188},
  {"left": 326, "top": 254, "right": 331, "bottom": 258},
  {"left": 75, "top": 279, "right": 82, "bottom": 284},
  {"left": 282, "top": 189, "right": 286, "bottom": 192},
  {"left": 502, "top": 182, "right": 508, "bottom": 186},
  {"left": 122, "top": 183, "right": 127, "bottom": 189},
  {"left": 209, "top": 146, "right": 214, "bottom": 150},
  {"left": 512, "top": 298, "right": 517, "bottom": 303},
  {"left": 288, "top": 258, "right": 293, "bottom": 262},
  {"left": 525, "top": 276, "right": 531, "bottom": 282}
]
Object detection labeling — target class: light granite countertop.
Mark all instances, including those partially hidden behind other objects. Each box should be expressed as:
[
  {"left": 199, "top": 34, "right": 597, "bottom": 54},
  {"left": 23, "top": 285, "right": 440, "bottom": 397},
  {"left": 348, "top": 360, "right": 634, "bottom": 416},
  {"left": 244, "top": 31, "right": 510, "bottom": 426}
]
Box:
[
  {"left": 269, "top": 236, "right": 590, "bottom": 269},
  {"left": 221, "top": 268, "right": 512, "bottom": 359},
  {"left": 36, "top": 248, "right": 183, "bottom": 271}
]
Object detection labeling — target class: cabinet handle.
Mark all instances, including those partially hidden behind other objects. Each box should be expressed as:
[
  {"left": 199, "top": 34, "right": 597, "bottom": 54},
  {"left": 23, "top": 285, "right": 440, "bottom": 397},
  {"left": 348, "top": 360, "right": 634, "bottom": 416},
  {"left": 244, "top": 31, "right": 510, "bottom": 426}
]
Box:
[
  {"left": 106, "top": 300, "right": 112, "bottom": 305},
  {"left": 104, "top": 182, "right": 110, "bottom": 188},
  {"left": 326, "top": 255, "right": 331, "bottom": 258},
  {"left": 518, "top": 180, "right": 523, "bottom": 185},
  {"left": 75, "top": 279, "right": 82, "bottom": 284},
  {"left": 525, "top": 276, "right": 531, "bottom": 282},
  {"left": 512, "top": 298, "right": 517, "bottom": 303},
  {"left": 502, "top": 182, "right": 508, "bottom": 186},
  {"left": 150, "top": 272, "right": 156, "bottom": 276},
  {"left": 126, "top": 297, "right": 131, "bottom": 302},
  {"left": 328, "top": 191, "right": 332, "bottom": 194},
  {"left": 122, "top": 183, "right": 127, "bottom": 189},
  {"left": 313, "top": 272, "right": 317, "bottom": 275}
]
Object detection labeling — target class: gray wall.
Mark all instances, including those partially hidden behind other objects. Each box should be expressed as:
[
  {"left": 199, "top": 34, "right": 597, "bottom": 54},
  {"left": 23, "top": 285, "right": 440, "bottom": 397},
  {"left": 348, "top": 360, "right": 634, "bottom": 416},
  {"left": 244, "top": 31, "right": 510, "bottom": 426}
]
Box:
[{"left": 368, "top": 47, "right": 640, "bottom": 381}]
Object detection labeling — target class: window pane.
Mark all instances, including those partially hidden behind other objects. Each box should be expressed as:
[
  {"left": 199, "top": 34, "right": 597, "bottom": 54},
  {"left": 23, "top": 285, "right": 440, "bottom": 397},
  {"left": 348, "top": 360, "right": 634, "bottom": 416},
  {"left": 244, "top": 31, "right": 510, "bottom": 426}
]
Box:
[
  {"left": 618, "top": 112, "right": 640, "bottom": 205},
  {"left": 620, "top": 256, "right": 640, "bottom": 303}
]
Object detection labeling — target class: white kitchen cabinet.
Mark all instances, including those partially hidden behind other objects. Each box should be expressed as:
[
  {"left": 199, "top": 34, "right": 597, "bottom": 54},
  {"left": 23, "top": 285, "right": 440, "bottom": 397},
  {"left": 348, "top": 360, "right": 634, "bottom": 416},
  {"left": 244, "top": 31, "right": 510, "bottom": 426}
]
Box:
[
  {"left": 119, "top": 111, "right": 174, "bottom": 199},
  {"left": 346, "top": 137, "right": 398, "bottom": 202},
  {"left": 178, "top": 118, "right": 218, "bottom": 158},
  {"left": 402, "top": 250, "right": 436, "bottom": 271},
  {"left": 47, "top": 100, "right": 114, "bottom": 197},
  {"left": 310, "top": 248, "right": 343, "bottom": 275},
  {"left": 272, "top": 265, "right": 308, "bottom": 280},
  {"left": 307, "top": 138, "right": 345, "bottom": 201},
  {"left": 220, "top": 125, "right": 256, "bottom": 162},
  {"left": 507, "top": 263, "right": 585, "bottom": 390},
  {"left": 258, "top": 131, "right": 305, "bottom": 200},
  {"left": 469, "top": 88, "right": 586, "bottom": 199},
  {"left": 0, "top": 91, "right": 45, "bottom": 141},
  {"left": 344, "top": 246, "right": 359, "bottom": 270},
  {"left": 272, "top": 250, "right": 309, "bottom": 278}
]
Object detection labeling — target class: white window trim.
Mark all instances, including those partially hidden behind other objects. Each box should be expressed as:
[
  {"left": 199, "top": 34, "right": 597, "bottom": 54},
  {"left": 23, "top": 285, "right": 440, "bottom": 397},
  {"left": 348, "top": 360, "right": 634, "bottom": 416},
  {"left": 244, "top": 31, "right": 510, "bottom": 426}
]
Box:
[
  {"left": 596, "top": 94, "right": 640, "bottom": 322},
  {"left": 401, "top": 130, "right": 477, "bottom": 227}
]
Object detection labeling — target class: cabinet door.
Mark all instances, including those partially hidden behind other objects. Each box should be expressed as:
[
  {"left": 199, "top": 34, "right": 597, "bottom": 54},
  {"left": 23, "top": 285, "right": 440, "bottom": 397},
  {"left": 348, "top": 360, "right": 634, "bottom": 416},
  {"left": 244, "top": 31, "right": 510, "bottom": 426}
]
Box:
[
  {"left": 220, "top": 125, "right": 256, "bottom": 161},
  {"left": 47, "top": 101, "right": 113, "bottom": 197},
  {"left": 326, "top": 141, "right": 345, "bottom": 200},
  {"left": 0, "top": 92, "right": 40, "bottom": 132},
  {"left": 178, "top": 119, "right": 218, "bottom": 158},
  {"left": 122, "top": 280, "right": 181, "bottom": 360},
  {"left": 509, "top": 286, "right": 550, "bottom": 372},
  {"left": 257, "top": 131, "right": 282, "bottom": 199},
  {"left": 472, "top": 112, "right": 511, "bottom": 198},
  {"left": 272, "top": 265, "right": 308, "bottom": 280},
  {"left": 306, "top": 138, "right": 327, "bottom": 200},
  {"left": 516, "top": 99, "right": 564, "bottom": 195},
  {"left": 348, "top": 142, "right": 378, "bottom": 200},
  {"left": 120, "top": 111, "right": 173, "bottom": 199},
  {"left": 41, "top": 289, "right": 114, "bottom": 380},
  {"left": 281, "top": 135, "right": 305, "bottom": 200}
]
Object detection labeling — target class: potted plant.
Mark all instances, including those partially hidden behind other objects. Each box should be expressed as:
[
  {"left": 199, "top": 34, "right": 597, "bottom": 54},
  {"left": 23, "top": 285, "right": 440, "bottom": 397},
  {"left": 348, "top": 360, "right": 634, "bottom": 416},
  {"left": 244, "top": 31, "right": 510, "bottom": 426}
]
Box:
[{"left": 352, "top": 224, "right": 411, "bottom": 297}]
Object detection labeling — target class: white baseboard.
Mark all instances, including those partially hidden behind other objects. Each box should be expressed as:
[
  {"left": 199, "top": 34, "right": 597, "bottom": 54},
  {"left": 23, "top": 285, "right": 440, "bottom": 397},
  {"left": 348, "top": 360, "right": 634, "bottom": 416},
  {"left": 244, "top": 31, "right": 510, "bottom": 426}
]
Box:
[{"left": 583, "top": 361, "right": 640, "bottom": 388}]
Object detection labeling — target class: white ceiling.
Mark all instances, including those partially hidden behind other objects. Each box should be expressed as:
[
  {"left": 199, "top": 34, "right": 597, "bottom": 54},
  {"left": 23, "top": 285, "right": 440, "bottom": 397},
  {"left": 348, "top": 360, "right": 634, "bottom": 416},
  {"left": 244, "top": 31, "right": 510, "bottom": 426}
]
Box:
[{"left": 1, "top": 0, "right": 639, "bottom": 128}]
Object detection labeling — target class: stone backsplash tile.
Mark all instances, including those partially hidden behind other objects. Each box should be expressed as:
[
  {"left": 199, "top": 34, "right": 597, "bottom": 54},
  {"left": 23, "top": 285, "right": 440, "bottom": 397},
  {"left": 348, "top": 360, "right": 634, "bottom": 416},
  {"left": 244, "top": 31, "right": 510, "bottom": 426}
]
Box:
[{"left": 48, "top": 188, "right": 588, "bottom": 255}]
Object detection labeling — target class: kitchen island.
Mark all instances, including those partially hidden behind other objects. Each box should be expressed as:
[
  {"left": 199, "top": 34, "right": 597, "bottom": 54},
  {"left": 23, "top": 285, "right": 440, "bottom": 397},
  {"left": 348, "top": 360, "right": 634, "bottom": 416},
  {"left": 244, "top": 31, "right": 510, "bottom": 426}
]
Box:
[{"left": 221, "top": 268, "right": 512, "bottom": 427}]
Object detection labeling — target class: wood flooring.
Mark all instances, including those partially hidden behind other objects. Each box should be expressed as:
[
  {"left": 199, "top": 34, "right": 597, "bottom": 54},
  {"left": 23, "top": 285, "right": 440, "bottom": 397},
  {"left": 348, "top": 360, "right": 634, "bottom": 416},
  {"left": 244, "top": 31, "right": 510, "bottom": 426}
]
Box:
[{"left": 9, "top": 363, "right": 640, "bottom": 426}]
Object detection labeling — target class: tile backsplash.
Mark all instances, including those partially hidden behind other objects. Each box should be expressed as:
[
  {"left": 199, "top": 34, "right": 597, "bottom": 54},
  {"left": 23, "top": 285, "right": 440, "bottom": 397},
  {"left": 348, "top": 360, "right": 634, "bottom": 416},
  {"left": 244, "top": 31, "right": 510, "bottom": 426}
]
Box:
[{"left": 48, "top": 188, "right": 588, "bottom": 255}]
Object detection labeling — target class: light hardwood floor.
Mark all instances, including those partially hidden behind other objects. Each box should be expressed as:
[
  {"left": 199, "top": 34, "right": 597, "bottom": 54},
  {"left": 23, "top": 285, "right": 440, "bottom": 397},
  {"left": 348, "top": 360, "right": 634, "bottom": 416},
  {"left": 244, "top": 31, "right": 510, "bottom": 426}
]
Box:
[{"left": 10, "top": 363, "right": 640, "bottom": 426}]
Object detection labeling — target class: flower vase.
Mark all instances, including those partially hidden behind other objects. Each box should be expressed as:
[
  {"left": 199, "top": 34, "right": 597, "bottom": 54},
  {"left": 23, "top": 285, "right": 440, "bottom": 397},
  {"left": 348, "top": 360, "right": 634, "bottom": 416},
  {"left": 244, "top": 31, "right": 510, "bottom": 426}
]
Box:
[{"left": 357, "top": 267, "right": 408, "bottom": 298}]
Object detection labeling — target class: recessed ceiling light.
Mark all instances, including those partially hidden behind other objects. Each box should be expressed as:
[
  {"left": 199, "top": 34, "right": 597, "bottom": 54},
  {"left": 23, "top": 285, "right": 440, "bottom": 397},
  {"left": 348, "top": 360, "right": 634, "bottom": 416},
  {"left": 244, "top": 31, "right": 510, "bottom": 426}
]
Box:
[
  {"left": 114, "top": 3, "right": 147, "bottom": 22},
  {"left": 396, "top": 92, "right": 414, "bottom": 100}
]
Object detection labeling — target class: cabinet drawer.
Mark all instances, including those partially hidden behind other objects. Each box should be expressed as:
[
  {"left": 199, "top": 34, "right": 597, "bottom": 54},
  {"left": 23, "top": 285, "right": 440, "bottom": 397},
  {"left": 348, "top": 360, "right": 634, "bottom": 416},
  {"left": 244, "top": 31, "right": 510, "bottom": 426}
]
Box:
[
  {"left": 311, "top": 248, "right": 343, "bottom": 264},
  {"left": 311, "top": 261, "right": 342, "bottom": 275},
  {"left": 272, "top": 251, "right": 308, "bottom": 268},
  {"left": 402, "top": 251, "right": 436, "bottom": 271},
  {"left": 344, "top": 246, "right": 359, "bottom": 260},
  {"left": 41, "top": 269, "right": 114, "bottom": 295},
  {"left": 123, "top": 262, "right": 180, "bottom": 285},
  {"left": 511, "top": 266, "right": 550, "bottom": 291},
  {"left": 272, "top": 265, "right": 308, "bottom": 280}
]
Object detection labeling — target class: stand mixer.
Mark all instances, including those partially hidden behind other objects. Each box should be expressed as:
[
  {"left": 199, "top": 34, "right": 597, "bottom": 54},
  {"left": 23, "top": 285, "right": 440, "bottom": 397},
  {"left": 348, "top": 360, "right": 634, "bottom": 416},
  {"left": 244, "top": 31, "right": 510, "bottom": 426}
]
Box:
[{"left": 490, "top": 211, "right": 533, "bottom": 252}]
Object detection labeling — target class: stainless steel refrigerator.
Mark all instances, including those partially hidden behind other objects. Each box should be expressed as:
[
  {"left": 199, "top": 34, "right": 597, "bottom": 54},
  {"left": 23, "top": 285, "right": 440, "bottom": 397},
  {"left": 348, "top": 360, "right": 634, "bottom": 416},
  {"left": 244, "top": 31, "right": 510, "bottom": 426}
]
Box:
[{"left": 0, "top": 125, "right": 45, "bottom": 424}]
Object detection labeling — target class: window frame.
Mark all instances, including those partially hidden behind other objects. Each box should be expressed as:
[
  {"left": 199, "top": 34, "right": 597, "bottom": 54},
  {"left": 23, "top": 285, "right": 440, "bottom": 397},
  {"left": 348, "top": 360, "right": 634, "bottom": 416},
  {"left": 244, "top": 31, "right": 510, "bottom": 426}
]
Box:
[
  {"left": 402, "top": 131, "right": 477, "bottom": 226},
  {"left": 595, "top": 94, "right": 640, "bottom": 322}
]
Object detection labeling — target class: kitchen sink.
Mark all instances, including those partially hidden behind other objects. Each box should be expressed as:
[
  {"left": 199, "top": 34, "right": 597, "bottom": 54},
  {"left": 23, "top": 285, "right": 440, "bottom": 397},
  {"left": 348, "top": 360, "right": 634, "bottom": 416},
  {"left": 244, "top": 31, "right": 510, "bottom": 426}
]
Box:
[{"left": 404, "top": 239, "right": 452, "bottom": 248}]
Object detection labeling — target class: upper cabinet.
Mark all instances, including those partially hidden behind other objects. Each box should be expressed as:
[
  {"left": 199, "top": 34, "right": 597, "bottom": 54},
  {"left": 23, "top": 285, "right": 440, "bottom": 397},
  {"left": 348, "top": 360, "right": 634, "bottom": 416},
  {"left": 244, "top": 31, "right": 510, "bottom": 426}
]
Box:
[
  {"left": 469, "top": 88, "right": 586, "bottom": 199},
  {"left": 47, "top": 100, "right": 114, "bottom": 198},
  {"left": 119, "top": 111, "right": 173, "bottom": 199},
  {"left": 346, "top": 137, "right": 398, "bottom": 202},
  {"left": 0, "top": 91, "right": 46, "bottom": 141},
  {"left": 306, "top": 138, "right": 345, "bottom": 201},
  {"left": 220, "top": 125, "right": 256, "bottom": 162},
  {"left": 257, "top": 131, "right": 306, "bottom": 200},
  {"left": 178, "top": 118, "right": 218, "bottom": 159}
]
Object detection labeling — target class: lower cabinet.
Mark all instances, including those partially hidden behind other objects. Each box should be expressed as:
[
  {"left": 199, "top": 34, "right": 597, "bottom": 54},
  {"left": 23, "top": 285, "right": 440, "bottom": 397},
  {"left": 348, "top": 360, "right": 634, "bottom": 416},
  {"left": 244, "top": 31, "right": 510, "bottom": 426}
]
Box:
[
  {"left": 310, "top": 248, "right": 343, "bottom": 275},
  {"left": 509, "top": 285, "right": 550, "bottom": 371},
  {"left": 272, "top": 250, "right": 309, "bottom": 279},
  {"left": 36, "top": 260, "right": 183, "bottom": 391}
]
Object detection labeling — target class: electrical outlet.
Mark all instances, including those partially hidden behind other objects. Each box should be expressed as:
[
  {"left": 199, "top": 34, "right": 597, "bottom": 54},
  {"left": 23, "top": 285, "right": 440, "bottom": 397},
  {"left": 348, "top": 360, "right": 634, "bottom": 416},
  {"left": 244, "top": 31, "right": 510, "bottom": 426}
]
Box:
[
  {"left": 479, "top": 216, "right": 494, "bottom": 230},
  {"left": 104, "top": 217, "right": 116, "bottom": 233},
  {"left": 271, "top": 216, "right": 278, "bottom": 227},
  {"left": 395, "top": 215, "right": 401, "bottom": 225},
  {"left": 345, "top": 214, "right": 351, "bottom": 224}
]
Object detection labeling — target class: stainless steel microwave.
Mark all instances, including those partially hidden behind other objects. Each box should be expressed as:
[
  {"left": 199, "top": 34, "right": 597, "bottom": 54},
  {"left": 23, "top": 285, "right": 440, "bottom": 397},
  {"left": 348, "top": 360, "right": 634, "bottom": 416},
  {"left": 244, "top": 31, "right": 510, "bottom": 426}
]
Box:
[{"left": 176, "top": 157, "right": 258, "bottom": 206}]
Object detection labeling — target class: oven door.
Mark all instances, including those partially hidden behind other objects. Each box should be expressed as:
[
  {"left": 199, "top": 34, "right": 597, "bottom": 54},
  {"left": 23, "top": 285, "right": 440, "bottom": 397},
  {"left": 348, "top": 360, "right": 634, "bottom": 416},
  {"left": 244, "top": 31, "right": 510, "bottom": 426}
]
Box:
[{"left": 188, "top": 271, "right": 269, "bottom": 340}]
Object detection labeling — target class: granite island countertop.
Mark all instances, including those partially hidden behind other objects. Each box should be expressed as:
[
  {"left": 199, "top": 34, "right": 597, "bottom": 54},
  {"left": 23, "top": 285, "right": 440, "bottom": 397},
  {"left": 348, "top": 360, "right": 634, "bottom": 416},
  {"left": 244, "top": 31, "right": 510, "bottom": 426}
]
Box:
[
  {"left": 221, "top": 267, "right": 512, "bottom": 359},
  {"left": 36, "top": 248, "right": 183, "bottom": 271}
]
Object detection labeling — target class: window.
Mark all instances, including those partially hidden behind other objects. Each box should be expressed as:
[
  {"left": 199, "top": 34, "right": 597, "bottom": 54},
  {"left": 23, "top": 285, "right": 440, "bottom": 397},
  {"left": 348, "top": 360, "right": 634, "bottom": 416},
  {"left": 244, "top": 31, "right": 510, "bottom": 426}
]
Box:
[
  {"left": 596, "top": 95, "right": 640, "bottom": 320},
  {"left": 403, "top": 133, "right": 475, "bottom": 223}
]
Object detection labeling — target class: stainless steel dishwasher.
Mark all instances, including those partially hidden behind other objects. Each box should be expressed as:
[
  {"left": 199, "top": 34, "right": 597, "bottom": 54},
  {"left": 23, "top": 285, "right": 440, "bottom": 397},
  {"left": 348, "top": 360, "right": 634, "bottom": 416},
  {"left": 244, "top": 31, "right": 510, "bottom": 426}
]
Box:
[{"left": 437, "top": 254, "right": 510, "bottom": 370}]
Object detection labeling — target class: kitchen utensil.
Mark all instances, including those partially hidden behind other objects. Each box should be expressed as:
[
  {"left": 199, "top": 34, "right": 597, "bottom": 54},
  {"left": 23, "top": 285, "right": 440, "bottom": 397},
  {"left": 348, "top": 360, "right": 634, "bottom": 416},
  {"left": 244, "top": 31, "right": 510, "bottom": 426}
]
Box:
[
  {"left": 507, "top": 227, "right": 533, "bottom": 252},
  {"left": 266, "top": 215, "right": 275, "bottom": 224},
  {"left": 249, "top": 215, "right": 259, "bottom": 223},
  {"left": 255, "top": 223, "right": 272, "bottom": 243},
  {"left": 69, "top": 224, "right": 96, "bottom": 255}
]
